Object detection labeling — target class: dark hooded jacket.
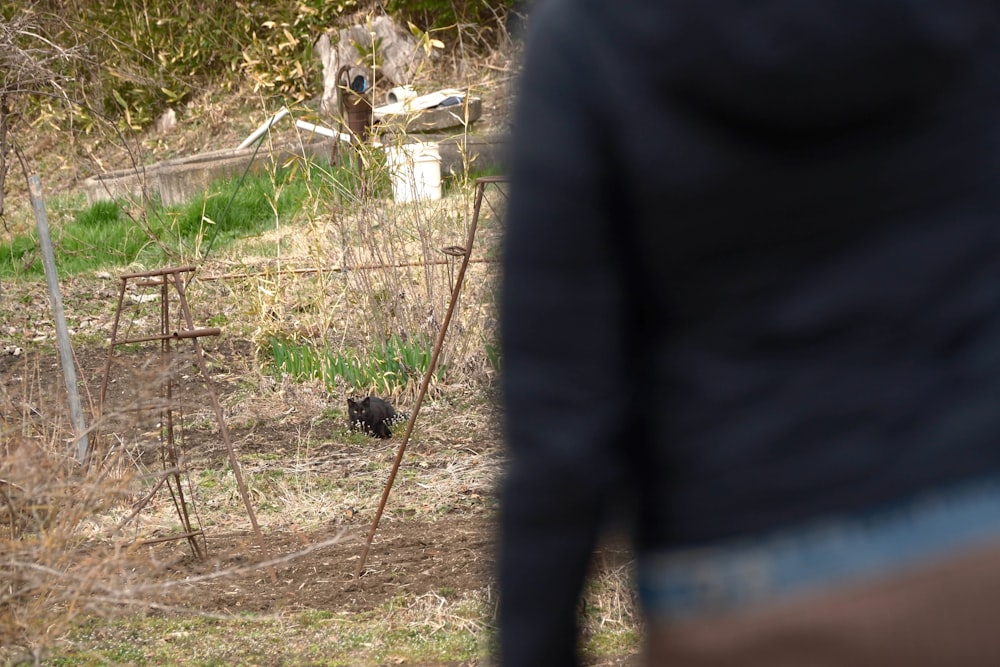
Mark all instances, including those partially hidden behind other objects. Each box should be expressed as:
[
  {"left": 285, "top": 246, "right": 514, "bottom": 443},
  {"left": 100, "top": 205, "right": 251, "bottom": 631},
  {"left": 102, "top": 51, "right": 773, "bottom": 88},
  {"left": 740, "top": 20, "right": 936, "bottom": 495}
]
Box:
[{"left": 500, "top": 1, "right": 1000, "bottom": 664}]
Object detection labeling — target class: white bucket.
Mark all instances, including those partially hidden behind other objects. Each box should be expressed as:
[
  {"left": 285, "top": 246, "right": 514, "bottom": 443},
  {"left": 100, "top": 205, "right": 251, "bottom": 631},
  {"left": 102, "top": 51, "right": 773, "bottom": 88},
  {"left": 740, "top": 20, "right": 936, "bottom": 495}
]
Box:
[{"left": 385, "top": 142, "right": 442, "bottom": 203}]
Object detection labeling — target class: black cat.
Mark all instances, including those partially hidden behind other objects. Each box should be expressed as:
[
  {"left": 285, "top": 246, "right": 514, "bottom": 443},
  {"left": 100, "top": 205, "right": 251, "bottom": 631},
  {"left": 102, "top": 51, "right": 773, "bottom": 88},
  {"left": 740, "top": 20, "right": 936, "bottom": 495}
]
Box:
[{"left": 347, "top": 396, "right": 402, "bottom": 439}]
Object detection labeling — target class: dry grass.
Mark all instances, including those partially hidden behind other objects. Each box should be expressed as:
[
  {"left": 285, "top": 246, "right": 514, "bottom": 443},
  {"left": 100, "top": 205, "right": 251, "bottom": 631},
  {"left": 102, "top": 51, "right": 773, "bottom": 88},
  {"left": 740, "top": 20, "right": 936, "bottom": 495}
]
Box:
[
  {"left": 1, "top": 383, "right": 134, "bottom": 662},
  {"left": 0, "top": 348, "right": 500, "bottom": 663},
  {"left": 191, "top": 149, "right": 505, "bottom": 402}
]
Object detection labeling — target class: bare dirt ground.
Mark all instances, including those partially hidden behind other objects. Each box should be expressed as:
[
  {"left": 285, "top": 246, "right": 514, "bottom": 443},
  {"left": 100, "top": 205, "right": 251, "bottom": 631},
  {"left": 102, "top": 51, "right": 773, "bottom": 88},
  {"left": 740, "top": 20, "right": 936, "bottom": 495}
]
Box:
[
  {"left": 1, "top": 329, "right": 499, "bottom": 609},
  {"left": 1, "top": 331, "right": 637, "bottom": 665}
]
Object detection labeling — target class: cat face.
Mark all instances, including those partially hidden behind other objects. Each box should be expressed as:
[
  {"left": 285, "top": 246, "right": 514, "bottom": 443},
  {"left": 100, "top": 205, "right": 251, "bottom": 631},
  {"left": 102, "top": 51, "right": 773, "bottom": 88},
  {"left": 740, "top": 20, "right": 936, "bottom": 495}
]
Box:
[{"left": 347, "top": 397, "right": 367, "bottom": 423}]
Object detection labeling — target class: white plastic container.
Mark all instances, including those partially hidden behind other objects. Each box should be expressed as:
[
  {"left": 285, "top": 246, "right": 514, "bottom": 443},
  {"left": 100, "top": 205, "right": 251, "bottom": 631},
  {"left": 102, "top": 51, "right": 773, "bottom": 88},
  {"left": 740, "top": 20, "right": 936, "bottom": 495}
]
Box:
[
  {"left": 385, "top": 142, "right": 442, "bottom": 203},
  {"left": 386, "top": 85, "right": 418, "bottom": 105}
]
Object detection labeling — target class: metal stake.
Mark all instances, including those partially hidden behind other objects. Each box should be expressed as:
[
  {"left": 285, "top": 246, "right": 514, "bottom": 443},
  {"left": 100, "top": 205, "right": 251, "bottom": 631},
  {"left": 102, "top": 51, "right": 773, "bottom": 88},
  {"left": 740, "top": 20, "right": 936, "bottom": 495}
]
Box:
[
  {"left": 28, "top": 175, "right": 89, "bottom": 464},
  {"left": 354, "top": 175, "right": 508, "bottom": 579}
]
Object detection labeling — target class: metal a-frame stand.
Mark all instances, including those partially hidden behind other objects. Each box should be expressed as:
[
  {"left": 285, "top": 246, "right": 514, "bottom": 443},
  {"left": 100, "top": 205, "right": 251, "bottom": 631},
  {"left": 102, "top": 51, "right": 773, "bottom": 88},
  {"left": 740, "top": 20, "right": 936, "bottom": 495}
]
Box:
[{"left": 98, "top": 266, "right": 270, "bottom": 571}]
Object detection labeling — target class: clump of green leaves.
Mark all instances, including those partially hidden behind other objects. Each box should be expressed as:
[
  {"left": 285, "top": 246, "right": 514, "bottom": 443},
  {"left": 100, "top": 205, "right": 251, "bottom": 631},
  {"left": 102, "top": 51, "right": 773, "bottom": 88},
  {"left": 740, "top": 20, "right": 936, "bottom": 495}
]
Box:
[{"left": 270, "top": 333, "right": 445, "bottom": 395}]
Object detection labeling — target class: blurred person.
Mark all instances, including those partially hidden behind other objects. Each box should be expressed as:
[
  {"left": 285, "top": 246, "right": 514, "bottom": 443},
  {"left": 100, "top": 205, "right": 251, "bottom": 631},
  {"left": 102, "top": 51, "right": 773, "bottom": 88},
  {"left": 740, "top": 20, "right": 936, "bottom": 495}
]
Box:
[{"left": 499, "top": 1, "right": 1000, "bottom": 665}]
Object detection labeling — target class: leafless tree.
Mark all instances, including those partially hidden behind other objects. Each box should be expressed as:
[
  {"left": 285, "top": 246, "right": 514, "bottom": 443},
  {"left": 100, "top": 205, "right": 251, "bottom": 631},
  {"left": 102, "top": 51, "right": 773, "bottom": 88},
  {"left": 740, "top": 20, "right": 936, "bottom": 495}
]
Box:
[{"left": 0, "top": 10, "right": 101, "bottom": 222}]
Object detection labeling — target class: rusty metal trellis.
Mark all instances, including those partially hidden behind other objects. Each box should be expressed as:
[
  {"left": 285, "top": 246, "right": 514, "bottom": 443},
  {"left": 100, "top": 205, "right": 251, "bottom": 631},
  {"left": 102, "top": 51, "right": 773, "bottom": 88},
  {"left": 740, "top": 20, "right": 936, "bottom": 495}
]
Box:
[{"left": 98, "top": 266, "right": 273, "bottom": 578}]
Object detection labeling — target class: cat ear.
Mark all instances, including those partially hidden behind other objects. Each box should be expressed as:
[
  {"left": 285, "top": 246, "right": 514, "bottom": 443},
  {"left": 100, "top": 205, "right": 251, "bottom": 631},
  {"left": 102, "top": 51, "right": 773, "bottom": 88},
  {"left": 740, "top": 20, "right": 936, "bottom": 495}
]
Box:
[
  {"left": 362, "top": 397, "right": 371, "bottom": 407},
  {"left": 347, "top": 398, "right": 357, "bottom": 407}
]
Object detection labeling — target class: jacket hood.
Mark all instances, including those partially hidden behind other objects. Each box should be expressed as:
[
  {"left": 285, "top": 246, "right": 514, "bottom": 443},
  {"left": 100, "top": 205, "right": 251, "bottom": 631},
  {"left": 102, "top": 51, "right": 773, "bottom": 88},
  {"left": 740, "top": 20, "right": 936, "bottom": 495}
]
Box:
[{"left": 590, "top": 0, "right": 998, "bottom": 132}]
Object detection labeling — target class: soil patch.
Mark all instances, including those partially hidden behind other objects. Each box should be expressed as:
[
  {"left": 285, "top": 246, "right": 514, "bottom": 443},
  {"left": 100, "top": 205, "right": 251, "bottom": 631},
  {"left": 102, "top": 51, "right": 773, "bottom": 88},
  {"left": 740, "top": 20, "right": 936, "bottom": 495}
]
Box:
[{"left": 150, "top": 518, "right": 494, "bottom": 614}]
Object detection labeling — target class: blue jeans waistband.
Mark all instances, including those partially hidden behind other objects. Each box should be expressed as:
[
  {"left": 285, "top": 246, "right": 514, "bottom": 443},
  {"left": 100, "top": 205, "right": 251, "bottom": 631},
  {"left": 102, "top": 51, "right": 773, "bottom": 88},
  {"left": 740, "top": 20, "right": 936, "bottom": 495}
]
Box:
[{"left": 638, "top": 476, "right": 1000, "bottom": 619}]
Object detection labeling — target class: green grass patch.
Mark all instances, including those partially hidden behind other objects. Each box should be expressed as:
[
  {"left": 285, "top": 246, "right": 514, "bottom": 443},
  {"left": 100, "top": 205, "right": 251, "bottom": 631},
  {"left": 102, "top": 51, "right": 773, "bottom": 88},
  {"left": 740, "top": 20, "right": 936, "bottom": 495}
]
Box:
[
  {"left": 270, "top": 334, "right": 445, "bottom": 395},
  {"left": 0, "top": 159, "right": 361, "bottom": 280}
]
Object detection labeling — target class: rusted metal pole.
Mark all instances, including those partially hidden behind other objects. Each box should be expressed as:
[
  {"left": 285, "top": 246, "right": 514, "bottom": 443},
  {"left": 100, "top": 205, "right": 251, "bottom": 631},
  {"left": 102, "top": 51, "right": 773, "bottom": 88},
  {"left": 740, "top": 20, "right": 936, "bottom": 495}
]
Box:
[
  {"left": 98, "top": 276, "right": 129, "bottom": 415},
  {"left": 160, "top": 277, "right": 205, "bottom": 560},
  {"left": 198, "top": 258, "right": 498, "bottom": 282},
  {"left": 29, "top": 175, "right": 89, "bottom": 464},
  {"left": 113, "top": 327, "right": 222, "bottom": 345},
  {"left": 354, "top": 176, "right": 502, "bottom": 579},
  {"left": 170, "top": 268, "right": 276, "bottom": 581}
]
